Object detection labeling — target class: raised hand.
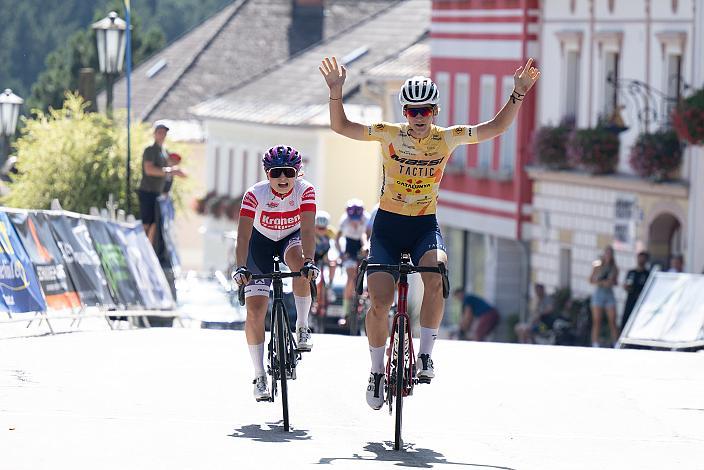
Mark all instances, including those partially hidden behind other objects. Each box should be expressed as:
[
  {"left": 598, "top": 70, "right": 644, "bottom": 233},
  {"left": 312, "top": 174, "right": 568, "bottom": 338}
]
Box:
[
  {"left": 514, "top": 58, "right": 540, "bottom": 95},
  {"left": 319, "top": 57, "right": 347, "bottom": 96}
]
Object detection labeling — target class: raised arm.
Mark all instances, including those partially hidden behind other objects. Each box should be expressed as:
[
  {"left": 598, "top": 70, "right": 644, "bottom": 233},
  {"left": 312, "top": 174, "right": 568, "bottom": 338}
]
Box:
[
  {"left": 319, "top": 57, "right": 367, "bottom": 141},
  {"left": 476, "top": 58, "right": 541, "bottom": 143}
]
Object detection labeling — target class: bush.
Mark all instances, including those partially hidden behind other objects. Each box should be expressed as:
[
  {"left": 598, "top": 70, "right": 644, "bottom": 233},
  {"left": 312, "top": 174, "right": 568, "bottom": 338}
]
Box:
[
  {"left": 3, "top": 93, "right": 187, "bottom": 216},
  {"left": 532, "top": 124, "right": 572, "bottom": 169},
  {"left": 567, "top": 127, "right": 620, "bottom": 174},
  {"left": 672, "top": 87, "right": 704, "bottom": 145},
  {"left": 629, "top": 130, "right": 682, "bottom": 181}
]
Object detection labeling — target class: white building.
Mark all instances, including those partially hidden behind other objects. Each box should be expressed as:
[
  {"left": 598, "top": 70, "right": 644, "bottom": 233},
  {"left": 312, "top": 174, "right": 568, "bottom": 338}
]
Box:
[{"left": 532, "top": 0, "right": 698, "bottom": 312}]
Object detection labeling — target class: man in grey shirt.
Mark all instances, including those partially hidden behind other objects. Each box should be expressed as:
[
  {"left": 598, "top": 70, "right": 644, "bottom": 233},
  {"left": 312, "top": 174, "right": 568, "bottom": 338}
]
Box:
[{"left": 138, "top": 121, "right": 185, "bottom": 244}]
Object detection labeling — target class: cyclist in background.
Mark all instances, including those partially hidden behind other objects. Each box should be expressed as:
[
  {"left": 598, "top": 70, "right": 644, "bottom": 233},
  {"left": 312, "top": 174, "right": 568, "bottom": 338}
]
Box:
[
  {"left": 320, "top": 55, "right": 540, "bottom": 410},
  {"left": 336, "top": 199, "right": 370, "bottom": 316},
  {"left": 232, "top": 145, "right": 319, "bottom": 402},
  {"left": 315, "top": 210, "right": 337, "bottom": 296}
]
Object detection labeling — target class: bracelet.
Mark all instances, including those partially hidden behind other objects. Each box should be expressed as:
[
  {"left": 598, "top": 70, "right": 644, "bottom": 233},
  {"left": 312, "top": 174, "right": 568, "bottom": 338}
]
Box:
[
  {"left": 510, "top": 90, "right": 525, "bottom": 104},
  {"left": 304, "top": 257, "right": 314, "bottom": 263},
  {"left": 329, "top": 96, "right": 342, "bottom": 100}
]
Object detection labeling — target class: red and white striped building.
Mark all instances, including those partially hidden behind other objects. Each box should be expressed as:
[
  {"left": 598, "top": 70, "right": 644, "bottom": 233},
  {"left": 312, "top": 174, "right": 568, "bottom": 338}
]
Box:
[{"left": 430, "top": 0, "right": 539, "bottom": 319}]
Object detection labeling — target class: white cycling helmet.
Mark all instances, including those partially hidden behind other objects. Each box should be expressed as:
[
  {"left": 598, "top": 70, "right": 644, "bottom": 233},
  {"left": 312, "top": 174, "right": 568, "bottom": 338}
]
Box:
[
  {"left": 399, "top": 76, "right": 440, "bottom": 106},
  {"left": 315, "top": 210, "right": 331, "bottom": 227}
]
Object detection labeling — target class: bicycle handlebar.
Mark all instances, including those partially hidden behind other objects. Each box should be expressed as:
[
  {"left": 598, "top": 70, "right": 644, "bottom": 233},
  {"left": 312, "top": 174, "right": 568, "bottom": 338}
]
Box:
[
  {"left": 356, "top": 258, "right": 450, "bottom": 299},
  {"left": 237, "top": 271, "right": 317, "bottom": 306}
]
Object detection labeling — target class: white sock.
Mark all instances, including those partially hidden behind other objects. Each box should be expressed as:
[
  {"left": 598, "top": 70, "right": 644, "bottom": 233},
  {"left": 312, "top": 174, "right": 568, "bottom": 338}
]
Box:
[
  {"left": 419, "top": 327, "right": 438, "bottom": 356},
  {"left": 294, "top": 295, "right": 312, "bottom": 329},
  {"left": 248, "top": 343, "right": 265, "bottom": 377},
  {"left": 369, "top": 344, "right": 386, "bottom": 373}
]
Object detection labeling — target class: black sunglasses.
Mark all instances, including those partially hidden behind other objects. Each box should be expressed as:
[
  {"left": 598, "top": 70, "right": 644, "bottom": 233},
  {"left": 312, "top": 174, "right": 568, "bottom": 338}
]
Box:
[{"left": 268, "top": 167, "right": 297, "bottom": 178}]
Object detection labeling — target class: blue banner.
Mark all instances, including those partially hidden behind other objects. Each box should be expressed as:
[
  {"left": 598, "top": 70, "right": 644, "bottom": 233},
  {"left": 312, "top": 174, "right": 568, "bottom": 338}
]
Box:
[
  {"left": 0, "top": 211, "right": 47, "bottom": 313},
  {"left": 156, "top": 195, "right": 180, "bottom": 271}
]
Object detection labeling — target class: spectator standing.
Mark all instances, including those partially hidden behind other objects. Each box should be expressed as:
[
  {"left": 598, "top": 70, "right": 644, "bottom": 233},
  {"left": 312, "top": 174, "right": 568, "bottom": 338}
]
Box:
[
  {"left": 137, "top": 121, "right": 185, "bottom": 246},
  {"left": 515, "top": 283, "right": 555, "bottom": 344},
  {"left": 453, "top": 289, "right": 499, "bottom": 341},
  {"left": 667, "top": 253, "right": 684, "bottom": 273},
  {"left": 589, "top": 245, "right": 619, "bottom": 347},
  {"left": 621, "top": 251, "right": 650, "bottom": 331}
]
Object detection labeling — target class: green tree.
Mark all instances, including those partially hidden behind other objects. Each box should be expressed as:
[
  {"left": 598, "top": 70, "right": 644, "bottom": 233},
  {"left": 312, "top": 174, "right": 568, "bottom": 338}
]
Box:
[
  {"left": 3, "top": 93, "right": 185, "bottom": 216},
  {"left": 29, "top": 9, "right": 165, "bottom": 113}
]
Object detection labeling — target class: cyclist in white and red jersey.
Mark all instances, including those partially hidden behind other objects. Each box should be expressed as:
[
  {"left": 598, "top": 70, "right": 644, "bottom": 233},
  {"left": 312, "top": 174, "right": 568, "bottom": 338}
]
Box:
[
  {"left": 336, "top": 199, "right": 370, "bottom": 314},
  {"left": 232, "top": 145, "right": 320, "bottom": 402},
  {"left": 320, "top": 56, "right": 540, "bottom": 410}
]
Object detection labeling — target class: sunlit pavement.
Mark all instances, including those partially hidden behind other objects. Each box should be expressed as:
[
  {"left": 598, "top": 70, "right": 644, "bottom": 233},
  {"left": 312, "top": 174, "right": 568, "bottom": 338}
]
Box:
[{"left": 1, "top": 328, "right": 702, "bottom": 469}]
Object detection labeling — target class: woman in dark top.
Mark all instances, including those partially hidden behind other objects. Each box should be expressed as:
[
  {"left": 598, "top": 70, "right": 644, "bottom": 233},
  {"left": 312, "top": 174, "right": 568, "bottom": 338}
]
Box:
[{"left": 589, "top": 245, "right": 619, "bottom": 347}]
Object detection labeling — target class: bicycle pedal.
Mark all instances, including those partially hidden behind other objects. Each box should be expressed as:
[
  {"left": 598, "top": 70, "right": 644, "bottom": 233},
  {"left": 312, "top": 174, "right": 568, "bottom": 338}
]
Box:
[{"left": 417, "top": 377, "right": 432, "bottom": 385}]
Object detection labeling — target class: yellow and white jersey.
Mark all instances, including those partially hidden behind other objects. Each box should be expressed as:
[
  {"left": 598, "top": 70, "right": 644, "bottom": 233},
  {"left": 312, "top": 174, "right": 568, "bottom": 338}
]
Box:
[{"left": 363, "top": 122, "right": 478, "bottom": 216}]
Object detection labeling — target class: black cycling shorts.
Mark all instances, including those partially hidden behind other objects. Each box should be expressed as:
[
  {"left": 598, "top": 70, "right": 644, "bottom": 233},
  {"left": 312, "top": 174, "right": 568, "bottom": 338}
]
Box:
[{"left": 367, "top": 208, "right": 445, "bottom": 280}]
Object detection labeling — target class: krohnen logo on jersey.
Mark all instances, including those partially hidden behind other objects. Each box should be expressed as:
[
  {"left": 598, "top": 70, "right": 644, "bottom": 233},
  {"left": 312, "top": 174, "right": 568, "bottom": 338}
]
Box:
[{"left": 260, "top": 209, "right": 300, "bottom": 230}]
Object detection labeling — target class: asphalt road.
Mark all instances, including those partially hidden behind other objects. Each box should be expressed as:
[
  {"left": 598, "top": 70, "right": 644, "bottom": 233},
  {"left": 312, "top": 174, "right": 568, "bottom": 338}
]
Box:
[{"left": 1, "top": 328, "right": 703, "bottom": 469}]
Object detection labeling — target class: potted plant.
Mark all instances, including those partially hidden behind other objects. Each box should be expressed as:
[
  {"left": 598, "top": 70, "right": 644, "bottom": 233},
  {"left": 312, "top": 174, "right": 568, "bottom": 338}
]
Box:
[
  {"left": 567, "top": 126, "right": 620, "bottom": 174},
  {"left": 192, "top": 190, "right": 216, "bottom": 215},
  {"left": 629, "top": 129, "right": 682, "bottom": 181},
  {"left": 531, "top": 120, "right": 573, "bottom": 169},
  {"left": 671, "top": 87, "right": 704, "bottom": 145},
  {"left": 225, "top": 196, "right": 241, "bottom": 221}
]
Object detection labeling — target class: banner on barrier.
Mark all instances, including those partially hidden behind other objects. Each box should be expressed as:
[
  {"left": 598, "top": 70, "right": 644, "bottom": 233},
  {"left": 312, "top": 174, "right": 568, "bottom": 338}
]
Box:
[
  {"left": 8, "top": 211, "right": 81, "bottom": 310},
  {"left": 86, "top": 219, "right": 144, "bottom": 309},
  {"left": 0, "top": 211, "right": 47, "bottom": 313},
  {"left": 48, "top": 213, "right": 116, "bottom": 309},
  {"left": 111, "top": 223, "right": 174, "bottom": 310},
  {"left": 156, "top": 195, "right": 180, "bottom": 272}
]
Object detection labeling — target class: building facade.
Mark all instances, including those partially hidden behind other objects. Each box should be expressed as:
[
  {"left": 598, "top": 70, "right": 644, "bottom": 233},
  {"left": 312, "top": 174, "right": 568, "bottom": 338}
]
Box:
[
  {"left": 430, "top": 0, "right": 539, "bottom": 324},
  {"left": 532, "top": 0, "right": 697, "bottom": 314}
]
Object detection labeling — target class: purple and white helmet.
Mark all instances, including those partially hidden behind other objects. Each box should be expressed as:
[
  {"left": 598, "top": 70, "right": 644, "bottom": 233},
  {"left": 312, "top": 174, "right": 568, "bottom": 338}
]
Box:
[{"left": 262, "top": 145, "right": 302, "bottom": 171}]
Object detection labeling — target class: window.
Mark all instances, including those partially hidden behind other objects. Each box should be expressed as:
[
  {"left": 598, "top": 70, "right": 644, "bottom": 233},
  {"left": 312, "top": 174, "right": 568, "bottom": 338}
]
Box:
[
  {"left": 435, "top": 72, "right": 450, "bottom": 127},
  {"left": 227, "top": 148, "right": 235, "bottom": 196},
  {"left": 478, "top": 75, "right": 496, "bottom": 171},
  {"left": 241, "top": 150, "right": 248, "bottom": 194},
  {"left": 563, "top": 49, "right": 580, "bottom": 122},
  {"left": 664, "top": 53, "right": 682, "bottom": 118},
  {"left": 499, "top": 75, "right": 516, "bottom": 175},
  {"left": 559, "top": 247, "right": 571, "bottom": 288},
  {"left": 603, "top": 51, "right": 620, "bottom": 119},
  {"left": 450, "top": 73, "right": 470, "bottom": 170},
  {"left": 212, "top": 147, "right": 220, "bottom": 192}
]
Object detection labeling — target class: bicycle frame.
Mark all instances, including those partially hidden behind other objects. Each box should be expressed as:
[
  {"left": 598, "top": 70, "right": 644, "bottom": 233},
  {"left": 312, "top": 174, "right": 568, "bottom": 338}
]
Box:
[
  {"left": 237, "top": 256, "right": 317, "bottom": 432},
  {"left": 356, "top": 253, "right": 449, "bottom": 450}
]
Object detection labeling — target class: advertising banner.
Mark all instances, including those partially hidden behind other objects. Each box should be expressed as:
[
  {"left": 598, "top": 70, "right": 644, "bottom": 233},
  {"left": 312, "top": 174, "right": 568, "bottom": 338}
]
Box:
[
  {"left": 47, "top": 213, "right": 116, "bottom": 308},
  {"left": 7, "top": 211, "right": 80, "bottom": 310},
  {"left": 0, "top": 211, "right": 47, "bottom": 313},
  {"left": 86, "top": 219, "right": 143, "bottom": 308},
  {"left": 110, "top": 223, "right": 174, "bottom": 310},
  {"left": 156, "top": 196, "right": 180, "bottom": 271}
]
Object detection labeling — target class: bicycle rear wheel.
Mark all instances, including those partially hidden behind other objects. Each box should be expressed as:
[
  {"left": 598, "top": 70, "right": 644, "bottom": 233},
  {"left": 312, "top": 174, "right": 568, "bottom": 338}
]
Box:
[
  {"left": 275, "top": 302, "right": 290, "bottom": 431},
  {"left": 394, "top": 315, "right": 405, "bottom": 450}
]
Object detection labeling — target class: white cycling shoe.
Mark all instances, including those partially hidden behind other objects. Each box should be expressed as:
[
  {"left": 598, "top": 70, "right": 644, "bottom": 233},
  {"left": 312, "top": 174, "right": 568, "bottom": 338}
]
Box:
[
  {"left": 366, "top": 371, "right": 385, "bottom": 410},
  {"left": 253, "top": 375, "right": 270, "bottom": 402},
  {"left": 416, "top": 353, "right": 435, "bottom": 381},
  {"left": 297, "top": 327, "right": 313, "bottom": 351}
]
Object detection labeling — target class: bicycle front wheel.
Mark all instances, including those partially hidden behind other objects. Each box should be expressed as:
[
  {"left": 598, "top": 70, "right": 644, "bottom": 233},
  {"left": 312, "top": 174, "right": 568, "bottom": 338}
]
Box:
[
  {"left": 394, "top": 315, "right": 405, "bottom": 450},
  {"left": 275, "top": 302, "right": 290, "bottom": 431}
]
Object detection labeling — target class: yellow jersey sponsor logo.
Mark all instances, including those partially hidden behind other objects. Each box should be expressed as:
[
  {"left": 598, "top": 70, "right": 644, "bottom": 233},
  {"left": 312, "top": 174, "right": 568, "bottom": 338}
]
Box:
[{"left": 394, "top": 177, "right": 434, "bottom": 195}]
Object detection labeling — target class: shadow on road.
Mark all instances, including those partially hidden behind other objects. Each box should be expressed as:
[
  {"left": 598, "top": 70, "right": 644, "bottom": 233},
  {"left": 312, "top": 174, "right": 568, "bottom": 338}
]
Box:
[
  {"left": 229, "top": 421, "right": 312, "bottom": 443},
  {"left": 318, "top": 441, "right": 516, "bottom": 469}
]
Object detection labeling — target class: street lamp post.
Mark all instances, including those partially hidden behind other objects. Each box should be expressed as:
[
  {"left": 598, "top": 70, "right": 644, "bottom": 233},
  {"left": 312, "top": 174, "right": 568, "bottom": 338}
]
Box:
[
  {"left": 91, "top": 11, "right": 127, "bottom": 117},
  {"left": 0, "top": 88, "right": 23, "bottom": 168}
]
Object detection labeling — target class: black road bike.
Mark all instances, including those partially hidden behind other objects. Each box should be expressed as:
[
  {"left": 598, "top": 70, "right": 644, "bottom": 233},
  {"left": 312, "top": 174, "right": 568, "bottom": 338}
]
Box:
[
  {"left": 356, "top": 253, "right": 449, "bottom": 450},
  {"left": 238, "top": 255, "right": 317, "bottom": 432}
]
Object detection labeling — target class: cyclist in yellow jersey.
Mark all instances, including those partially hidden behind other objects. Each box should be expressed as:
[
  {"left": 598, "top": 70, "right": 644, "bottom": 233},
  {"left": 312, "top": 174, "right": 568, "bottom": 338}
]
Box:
[{"left": 319, "top": 56, "right": 540, "bottom": 410}]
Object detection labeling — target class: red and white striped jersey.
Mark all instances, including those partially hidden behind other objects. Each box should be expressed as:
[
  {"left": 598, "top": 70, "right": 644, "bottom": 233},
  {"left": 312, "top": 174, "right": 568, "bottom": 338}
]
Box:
[{"left": 239, "top": 179, "right": 317, "bottom": 241}]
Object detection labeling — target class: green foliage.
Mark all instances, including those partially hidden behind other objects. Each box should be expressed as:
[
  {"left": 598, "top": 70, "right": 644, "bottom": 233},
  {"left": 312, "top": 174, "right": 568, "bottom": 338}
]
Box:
[
  {"left": 672, "top": 87, "right": 704, "bottom": 145},
  {"left": 629, "top": 130, "right": 682, "bottom": 181},
  {"left": 1, "top": 0, "right": 231, "bottom": 112},
  {"left": 566, "top": 127, "right": 620, "bottom": 175},
  {"left": 3, "top": 93, "right": 185, "bottom": 216}
]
